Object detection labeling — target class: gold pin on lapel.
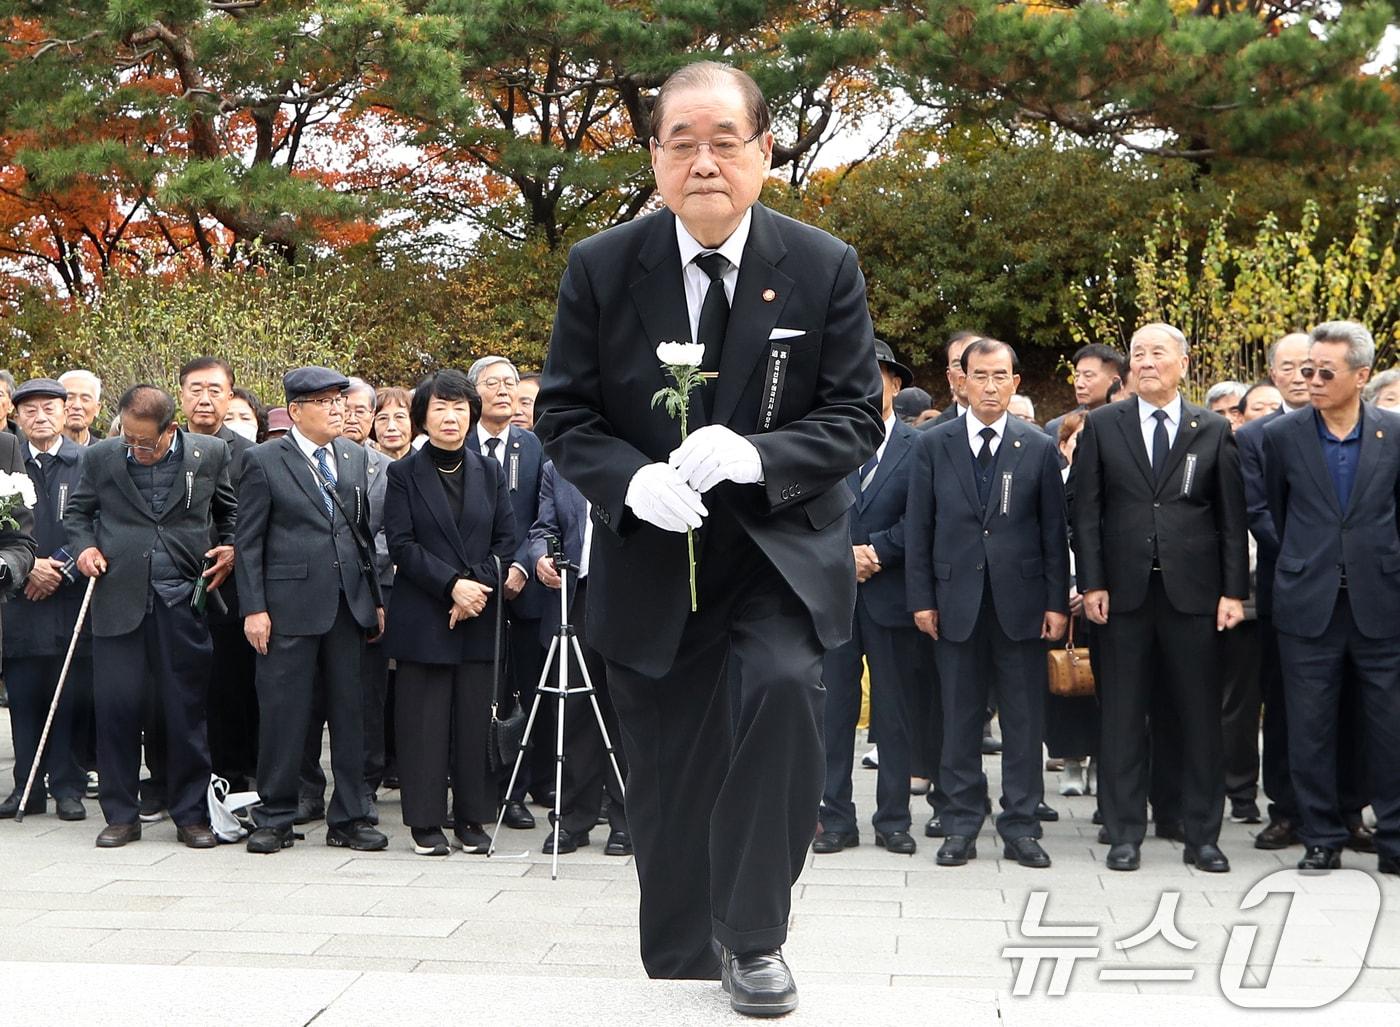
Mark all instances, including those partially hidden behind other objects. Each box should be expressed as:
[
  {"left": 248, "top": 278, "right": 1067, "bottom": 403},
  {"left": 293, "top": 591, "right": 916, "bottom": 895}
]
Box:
[
  {"left": 193, "top": 450, "right": 200, "bottom": 457},
  {"left": 762, "top": 288, "right": 776, "bottom": 302},
  {"left": 1190, "top": 420, "right": 1198, "bottom": 428},
  {"left": 1378, "top": 430, "right": 1385, "bottom": 439},
  {"left": 1013, "top": 440, "right": 1021, "bottom": 448}
]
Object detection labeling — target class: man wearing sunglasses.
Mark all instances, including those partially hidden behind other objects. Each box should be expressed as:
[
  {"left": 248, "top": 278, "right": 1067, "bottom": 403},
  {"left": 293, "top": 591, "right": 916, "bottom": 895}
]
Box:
[{"left": 1263, "top": 321, "right": 1400, "bottom": 876}]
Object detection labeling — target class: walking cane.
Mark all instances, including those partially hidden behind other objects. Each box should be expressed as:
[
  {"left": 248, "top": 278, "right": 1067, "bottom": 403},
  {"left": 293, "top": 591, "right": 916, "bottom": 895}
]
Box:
[{"left": 15, "top": 576, "right": 97, "bottom": 824}]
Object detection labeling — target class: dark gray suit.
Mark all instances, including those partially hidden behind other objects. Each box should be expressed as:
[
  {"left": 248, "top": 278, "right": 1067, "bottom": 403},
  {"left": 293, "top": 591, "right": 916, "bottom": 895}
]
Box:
[
  {"left": 906, "top": 415, "right": 1069, "bottom": 841},
  {"left": 64, "top": 431, "right": 236, "bottom": 827},
  {"left": 235, "top": 433, "right": 380, "bottom": 832},
  {"left": 1265, "top": 404, "right": 1400, "bottom": 858}
]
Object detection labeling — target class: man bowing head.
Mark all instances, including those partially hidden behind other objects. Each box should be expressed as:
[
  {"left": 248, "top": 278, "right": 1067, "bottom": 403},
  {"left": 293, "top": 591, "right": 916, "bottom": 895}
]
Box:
[{"left": 535, "top": 60, "right": 884, "bottom": 1016}]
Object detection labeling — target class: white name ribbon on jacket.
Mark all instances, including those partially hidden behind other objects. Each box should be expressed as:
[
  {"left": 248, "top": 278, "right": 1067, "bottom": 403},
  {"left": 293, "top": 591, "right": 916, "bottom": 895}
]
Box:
[
  {"left": 185, "top": 470, "right": 195, "bottom": 510},
  {"left": 58, "top": 483, "right": 68, "bottom": 518},
  {"left": 759, "top": 344, "right": 791, "bottom": 430},
  {"left": 508, "top": 450, "right": 520, "bottom": 492},
  {"left": 1000, "top": 471, "right": 1013, "bottom": 516},
  {"left": 1181, "top": 453, "right": 1198, "bottom": 498}
]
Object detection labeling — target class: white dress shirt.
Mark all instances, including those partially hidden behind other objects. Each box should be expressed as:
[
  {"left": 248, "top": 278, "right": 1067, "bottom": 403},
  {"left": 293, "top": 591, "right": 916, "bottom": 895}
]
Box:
[
  {"left": 1137, "top": 394, "right": 1183, "bottom": 466},
  {"left": 580, "top": 502, "right": 593, "bottom": 579},
  {"left": 290, "top": 426, "right": 336, "bottom": 479},
  {"left": 965, "top": 411, "right": 1009, "bottom": 457},
  {"left": 475, "top": 422, "right": 511, "bottom": 464},
  {"left": 28, "top": 437, "right": 62, "bottom": 460},
  {"left": 675, "top": 208, "right": 752, "bottom": 345}
]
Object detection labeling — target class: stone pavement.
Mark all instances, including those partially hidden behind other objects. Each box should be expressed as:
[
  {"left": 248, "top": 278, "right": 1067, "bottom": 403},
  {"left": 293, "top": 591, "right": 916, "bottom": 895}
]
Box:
[{"left": 1, "top": 710, "right": 1397, "bottom": 1025}]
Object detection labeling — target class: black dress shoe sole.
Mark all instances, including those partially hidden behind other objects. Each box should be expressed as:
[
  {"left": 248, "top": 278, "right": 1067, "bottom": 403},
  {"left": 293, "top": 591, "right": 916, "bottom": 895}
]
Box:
[
  {"left": 923, "top": 820, "right": 944, "bottom": 838},
  {"left": 503, "top": 817, "right": 536, "bottom": 830},
  {"left": 875, "top": 834, "right": 916, "bottom": 855},
  {"left": 936, "top": 846, "right": 976, "bottom": 867},
  {"left": 56, "top": 806, "right": 87, "bottom": 822},
  {"left": 1035, "top": 807, "right": 1060, "bottom": 822},
  {"left": 812, "top": 834, "right": 859, "bottom": 854},
  {"left": 1182, "top": 851, "right": 1230, "bottom": 873},
  {"left": 247, "top": 834, "right": 294, "bottom": 853},
  {"left": 326, "top": 833, "right": 388, "bottom": 851},
  {"left": 1003, "top": 845, "right": 1051, "bottom": 868},
  {"left": 720, "top": 965, "right": 798, "bottom": 1017},
  {"left": 604, "top": 842, "right": 633, "bottom": 856}
]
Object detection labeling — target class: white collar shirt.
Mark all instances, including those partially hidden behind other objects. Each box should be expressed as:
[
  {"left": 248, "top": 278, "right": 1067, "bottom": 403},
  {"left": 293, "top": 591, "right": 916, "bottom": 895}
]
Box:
[
  {"left": 965, "top": 411, "right": 1009, "bottom": 457},
  {"left": 675, "top": 208, "right": 751, "bottom": 346},
  {"left": 290, "top": 427, "right": 336, "bottom": 479},
  {"left": 1137, "top": 393, "right": 1183, "bottom": 466},
  {"left": 476, "top": 422, "right": 511, "bottom": 464}
]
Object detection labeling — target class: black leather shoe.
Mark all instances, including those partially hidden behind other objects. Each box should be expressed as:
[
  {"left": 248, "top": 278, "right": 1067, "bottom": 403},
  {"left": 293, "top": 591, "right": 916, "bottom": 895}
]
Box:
[
  {"left": 1298, "top": 846, "right": 1341, "bottom": 871},
  {"left": 55, "top": 796, "right": 86, "bottom": 821},
  {"left": 1345, "top": 821, "right": 1377, "bottom": 854},
  {"left": 1097, "top": 826, "right": 1110, "bottom": 845},
  {"left": 1034, "top": 801, "right": 1059, "bottom": 822},
  {"left": 176, "top": 823, "right": 218, "bottom": 849},
  {"left": 246, "top": 826, "right": 294, "bottom": 853},
  {"left": 95, "top": 822, "right": 141, "bottom": 848},
  {"left": 1254, "top": 817, "right": 1297, "bottom": 850},
  {"left": 502, "top": 800, "right": 535, "bottom": 830},
  {"left": 604, "top": 829, "right": 632, "bottom": 856},
  {"left": 721, "top": 946, "right": 798, "bottom": 1017},
  {"left": 326, "top": 820, "right": 388, "bottom": 851},
  {"left": 293, "top": 796, "right": 325, "bottom": 825},
  {"left": 542, "top": 827, "right": 588, "bottom": 854},
  {"left": 923, "top": 814, "right": 945, "bottom": 838},
  {"left": 936, "top": 835, "right": 977, "bottom": 866},
  {"left": 1378, "top": 854, "right": 1400, "bottom": 876},
  {"left": 0, "top": 789, "right": 44, "bottom": 818},
  {"left": 1003, "top": 836, "right": 1051, "bottom": 868},
  {"left": 1106, "top": 843, "right": 1140, "bottom": 871},
  {"left": 876, "top": 830, "right": 917, "bottom": 855},
  {"left": 812, "top": 829, "right": 859, "bottom": 854},
  {"left": 1183, "top": 843, "right": 1230, "bottom": 872},
  {"left": 530, "top": 789, "right": 557, "bottom": 809},
  {"left": 1154, "top": 820, "right": 1187, "bottom": 843},
  {"left": 980, "top": 732, "right": 1002, "bottom": 755}
]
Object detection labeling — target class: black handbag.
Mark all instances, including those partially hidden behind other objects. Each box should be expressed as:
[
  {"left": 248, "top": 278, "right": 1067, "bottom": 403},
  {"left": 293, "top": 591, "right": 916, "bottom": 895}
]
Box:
[{"left": 487, "top": 555, "right": 527, "bottom": 773}]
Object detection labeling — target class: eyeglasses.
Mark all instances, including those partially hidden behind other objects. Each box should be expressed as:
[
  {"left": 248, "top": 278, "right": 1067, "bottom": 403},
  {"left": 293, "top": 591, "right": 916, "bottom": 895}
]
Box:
[
  {"left": 477, "top": 376, "right": 518, "bottom": 392},
  {"left": 654, "top": 130, "right": 763, "bottom": 163},
  {"left": 295, "top": 395, "right": 346, "bottom": 409},
  {"left": 121, "top": 435, "right": 168, "bottom": 454},
  {"left": 1300, "top": 366, "right": 1338, "bottom": 382},
  {"left": 967, "top": 371, "right": 1014, "bottom": 386}
]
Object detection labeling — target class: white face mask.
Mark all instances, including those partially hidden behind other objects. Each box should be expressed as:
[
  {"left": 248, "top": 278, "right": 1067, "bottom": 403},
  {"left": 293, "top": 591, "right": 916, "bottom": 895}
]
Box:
[{"left": 225, "top": 419, "right": 258, "bottom": 442}]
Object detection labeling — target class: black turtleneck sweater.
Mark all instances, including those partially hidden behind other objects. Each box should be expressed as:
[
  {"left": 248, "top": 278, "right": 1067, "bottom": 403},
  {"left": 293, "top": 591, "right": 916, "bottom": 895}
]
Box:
[{"left": 426, "top": 441, "right": 466, "bottom": 516}]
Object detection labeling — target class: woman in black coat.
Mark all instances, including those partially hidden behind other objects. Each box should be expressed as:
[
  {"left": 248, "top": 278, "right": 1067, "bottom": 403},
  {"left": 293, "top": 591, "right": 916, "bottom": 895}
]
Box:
[{"left": 382, "top": 370, "right": 516, "bottom": 855}]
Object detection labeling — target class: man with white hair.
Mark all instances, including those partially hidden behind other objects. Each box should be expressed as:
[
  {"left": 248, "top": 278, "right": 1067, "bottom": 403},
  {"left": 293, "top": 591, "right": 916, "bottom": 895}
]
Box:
[
  {"left": 1206, "top": 381, "right": 1248, "bottom": 430},
  {"left": 58, "top": 370, "right": 102, "bottom": 447},
  {"left": 1073, "top": 322, "right": 1249, "bottom": 873}
]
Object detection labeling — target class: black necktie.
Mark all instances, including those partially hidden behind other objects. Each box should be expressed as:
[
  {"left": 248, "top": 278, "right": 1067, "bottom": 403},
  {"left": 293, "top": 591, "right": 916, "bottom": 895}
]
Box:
[
  {"left": 693, "top": 252, "right": 730, "bottom": 373},
  {"left": 484, "top": 437, "right": 500, "bottom": 461},
  {"left": 1151, "top": 409, "right": 1170, "bottom": 482},
  {"left": 976, "top": 426, "right": 996, "bottom": 468}
]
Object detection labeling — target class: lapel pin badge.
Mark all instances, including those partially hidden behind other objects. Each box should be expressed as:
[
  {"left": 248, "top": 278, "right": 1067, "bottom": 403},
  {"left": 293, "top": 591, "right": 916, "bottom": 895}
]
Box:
[
  {"left": 193, "top": 450, "right": 200, "bottom": 457},
  {"left": 1378, "top": 430, "right": 1384, "bottom": 439},
  {"left": 1013, "top": 439, "right": 1021, "bottom": 448},
  {"left": 1189, "top": 420, "right": 1198, "bottom": 428},
  {"left": 762, "top": 288, "right": 776, "bottom": 302}
]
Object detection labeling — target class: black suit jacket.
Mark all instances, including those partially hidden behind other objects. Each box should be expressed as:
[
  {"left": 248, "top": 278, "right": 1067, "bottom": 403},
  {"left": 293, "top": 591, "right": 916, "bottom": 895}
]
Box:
[
  {"left": 1072, "top": 396, "right": 1249, "bottom": 616},
  {"left": 486, "top": 424, "right": 546, "bottom": 621},
  {"left": 235, "top": 434, "right": 378, "bottom": 635},
  {"left": 1263, "top": 403, "right": 1400, "bottom": 640},
  {"left": 0, "top": 432, "right": 38, "bottom": 653},
  {"left": 382, "top": 446, "right": 517, "bottom": 663},
  {"left": 906, "top": 416, "right": 1069, "bottom": 642},
  {"left": 64, "top": 431, "right": 236, "bottom": 637},
  {"left": 526, "top": 459, "right": 589, "bottom": 644},
  {"left": 1234, "top": 407, "right": 1284, "bottom": 616},
  {"left": 535, "top": 203, "right": 884, "bottom": 676},
  {"left": 848, "top": 419, "right": 920, "bottom": 629}
]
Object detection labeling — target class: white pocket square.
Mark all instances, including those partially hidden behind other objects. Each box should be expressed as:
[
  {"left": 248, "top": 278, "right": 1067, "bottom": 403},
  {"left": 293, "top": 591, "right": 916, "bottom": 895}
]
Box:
[{"left": 768, "top": 327, "right": 806, "bottom": 340}]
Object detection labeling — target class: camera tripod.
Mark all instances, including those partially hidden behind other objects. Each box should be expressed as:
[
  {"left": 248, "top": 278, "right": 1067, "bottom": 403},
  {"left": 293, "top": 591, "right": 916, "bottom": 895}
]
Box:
[{"left": 489, "top": 537, "right": 625, "bottom": 880}]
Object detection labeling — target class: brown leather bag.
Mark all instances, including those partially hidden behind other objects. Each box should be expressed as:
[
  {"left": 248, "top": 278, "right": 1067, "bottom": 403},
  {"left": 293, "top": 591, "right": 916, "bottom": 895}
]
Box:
[{"left": 1047, "top": 617, "right": 1095, "bottom": 697}]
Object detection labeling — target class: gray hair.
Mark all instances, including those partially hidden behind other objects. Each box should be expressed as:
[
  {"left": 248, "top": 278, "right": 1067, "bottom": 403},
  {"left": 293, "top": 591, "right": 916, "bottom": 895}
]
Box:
[
  {"left": 1009, "top": 394, "right": 1036, "bottom": 419},
  {"left": 1130, "top": 322, "right": 1189, "bottom": 355},
  {"left": 345, "top": 376, "right": 377, "bottom": 406},
  {"left": 651, "top": 61, "right": 771, "bottom": 141},
  {"left": 1266, "top": 332, "right": 1311, "bottom": 367},
  {"left": 59, "top": 368, "right": 102, "bottom": 400},
  {"left": 0, "top": 370, "right": 14, "bottom": 396},
  {"left": 1205, "top": 381, "right": 1247, "bottom": 407},
  {"left": 1363, "top": 367, "right": 1400, "bottom": 402},
  {"left": 1311, "top": 320, "right": 1375, "bottom": 370},
  {"left": 466, "top": 355, "right": 518, "bottom": 385}
]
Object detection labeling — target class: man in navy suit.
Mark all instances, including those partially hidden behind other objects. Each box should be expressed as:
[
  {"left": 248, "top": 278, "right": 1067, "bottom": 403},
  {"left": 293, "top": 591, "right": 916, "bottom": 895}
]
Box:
[
  {"left": 527, "top": 460, "right": 629, "bottom": 856},
  {"left": 907, "top": 338, "right": 1069, "bottom": 869},
  {"left": 468, "top": 355, "right": 551, "bottom": 827},
  {"left": 813, "top": 340, "right": 926, "bottom": 856},
  {"left": 1264, "top": 321, "right": 1400, "bottom": 874}
]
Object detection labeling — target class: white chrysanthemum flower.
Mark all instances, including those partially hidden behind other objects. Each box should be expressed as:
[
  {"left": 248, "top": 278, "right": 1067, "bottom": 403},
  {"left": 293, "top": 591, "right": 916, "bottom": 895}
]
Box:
[
  {"left": 0, "top": 470, "right": 35, "bottom": 508},
  {"left": 656, "top": 341, "right": 706, "bottom": 367}
]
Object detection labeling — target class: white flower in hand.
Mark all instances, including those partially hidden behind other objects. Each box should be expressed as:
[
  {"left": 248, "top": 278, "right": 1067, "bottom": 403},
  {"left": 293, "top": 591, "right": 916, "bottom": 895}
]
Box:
[{"left": 656, "top": 341, "right": 706, "bottom": 367}]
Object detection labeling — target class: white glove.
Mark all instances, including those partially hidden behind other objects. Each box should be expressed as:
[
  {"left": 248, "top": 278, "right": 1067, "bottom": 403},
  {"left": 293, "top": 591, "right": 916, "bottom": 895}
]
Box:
[
  {"left": 625, "top": 462, "right": 708, "bottom": 533},
  {"left": 669, "top": 425, "right": 764, "bottom": 494}
]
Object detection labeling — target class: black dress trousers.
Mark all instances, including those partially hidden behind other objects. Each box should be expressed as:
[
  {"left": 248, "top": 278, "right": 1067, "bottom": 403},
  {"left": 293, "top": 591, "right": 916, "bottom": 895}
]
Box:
[
  {"left": 5, "top": 655, "right": 89, "bottom": 800},
  {"left": 93, "top": 599, "right": 213, "bottom": 827},
  {"left": 394, "top": 658, "right": 497, "bottom": 828},
  {"left": 607, "top": 505, "right": 825, "bottom": 980}
]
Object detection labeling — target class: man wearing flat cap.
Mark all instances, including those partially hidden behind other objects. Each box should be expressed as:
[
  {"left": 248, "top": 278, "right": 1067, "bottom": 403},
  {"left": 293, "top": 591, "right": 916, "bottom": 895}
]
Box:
[
  {"left": 1, "top": 379, "right": 90, "bottom": 821},
  {"left": 64, "top": 384, "right": 236, "bottom": 848},
  {"left": 236, "top": 366, "right": 387, "bottom": 854},
  {"left": 815, "top": 341, "right": 932, "bottom": 858}
]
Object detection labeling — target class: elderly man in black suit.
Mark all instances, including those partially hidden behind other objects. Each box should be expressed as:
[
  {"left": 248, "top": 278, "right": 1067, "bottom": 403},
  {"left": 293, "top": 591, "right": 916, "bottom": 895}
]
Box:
[
  {"left": 1074, "top": 322, "right": 1249, "bottom": 873},
  {"left": 814, "top": 340, "right": 927, "bottom": 857},
  {"left": 236, "top": 366, "right": 386, "bottom": 854},
  {"left": 1264, "top": 321, "right": 1400, "bottom": 874},
  {"left": 0, "top": 423, "right": 38, "bottom": 801},
  {"left": 1, "top": 379, "right": 88, "bottom": 821},
  {"left": 527, "top": 459, "right": 630, "bottom": 856},
  {"left": 923, "top": 330, "right": 980, "bottom": 429},
  {"left": 64, "top": 385, "right": 236, "bottom": 848},
  {"left": 907, "top": 338, "right": 1070, "bottom": 869},
  {"left": 535, "top": 60, "right": 883, "bottom": 1015}
]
